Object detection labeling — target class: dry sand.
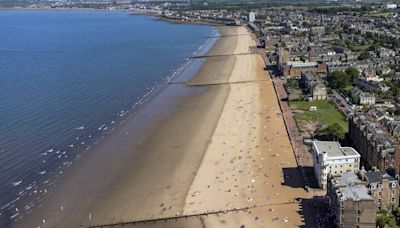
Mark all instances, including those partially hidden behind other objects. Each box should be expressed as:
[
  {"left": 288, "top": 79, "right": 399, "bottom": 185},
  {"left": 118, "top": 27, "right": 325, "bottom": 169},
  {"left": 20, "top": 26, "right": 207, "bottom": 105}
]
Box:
[
  {"left": 14, "top": 26, "right": 311, "bottom": 228},
  {"left": 104, "top": 27, "right": 312, "bottom": 228},
  {"left": 181, "top": 27, "right": 311, "bottom": 227}
]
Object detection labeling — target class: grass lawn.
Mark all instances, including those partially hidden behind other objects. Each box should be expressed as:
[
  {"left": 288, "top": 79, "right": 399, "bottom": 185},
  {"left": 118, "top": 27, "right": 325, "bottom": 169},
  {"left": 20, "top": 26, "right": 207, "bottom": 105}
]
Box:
[
  {"left": 290, "top": 100, "right": 348, "bottom": 131},
  {"left": 310, "top": 3, "right": 351, "bottom": 8},
  {"left": 348, "top": 44, "right": 370, "bottom": 52},
  {"left": 370, "top": 12, "right": 395, "bottom": 17}
]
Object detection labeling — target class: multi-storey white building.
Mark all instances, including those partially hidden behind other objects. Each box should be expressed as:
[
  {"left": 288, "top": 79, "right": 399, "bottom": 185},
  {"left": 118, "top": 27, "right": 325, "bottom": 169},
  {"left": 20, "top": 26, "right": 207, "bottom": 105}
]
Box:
[
  {"left": 312, "top": 141, "right": 361, "bottom": 189},
  {"left": 249, "top": 12, "right": 255, "bottom": 23}
]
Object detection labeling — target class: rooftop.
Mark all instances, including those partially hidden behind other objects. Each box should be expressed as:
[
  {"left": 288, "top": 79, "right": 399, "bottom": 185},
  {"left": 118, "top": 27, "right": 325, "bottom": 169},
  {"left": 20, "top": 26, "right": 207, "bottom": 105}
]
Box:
[
  {"left": 287, "top": 61, "right": 318, "bottom": 68},
  {"left": 365, "top": 171, "right": 396, "bottom": 183},
  {"left": 332, "top": 172, "right": 373, "bottom": 201},
  {"left": 313, "top": 141, "right": 360, "bottom": 157}
]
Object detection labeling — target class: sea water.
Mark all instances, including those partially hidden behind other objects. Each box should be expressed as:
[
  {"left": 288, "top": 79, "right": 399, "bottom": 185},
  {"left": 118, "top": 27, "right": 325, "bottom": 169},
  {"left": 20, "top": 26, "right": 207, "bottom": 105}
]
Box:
[{"left": 0, "top": 10, "right": 216, "bottom": 223}]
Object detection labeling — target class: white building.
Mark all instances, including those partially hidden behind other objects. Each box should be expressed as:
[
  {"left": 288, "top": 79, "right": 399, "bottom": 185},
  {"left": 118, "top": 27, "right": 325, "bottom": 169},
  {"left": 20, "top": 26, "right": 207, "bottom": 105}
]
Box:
[
  {"left": 312, "top": 141, "right": 361, "bottom": 189},
  {"left": 386, "top": 3, "right": 397, "bottom": 9},
  {"left": 359, "top": 92, "right": 375, "bottom": 105},
  {"left": 249, "top": 12, "right": 255, "bottom": 23}
]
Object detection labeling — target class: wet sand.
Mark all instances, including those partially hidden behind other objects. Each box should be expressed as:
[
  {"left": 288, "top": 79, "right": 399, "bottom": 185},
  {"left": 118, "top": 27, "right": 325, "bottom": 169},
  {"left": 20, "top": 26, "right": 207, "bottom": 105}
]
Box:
[
  {"left": 13, "top": 27, "right": 236, "bottom": 228},
  {"left": 13, "top": 26, "right": 311, "bottom": 228}
]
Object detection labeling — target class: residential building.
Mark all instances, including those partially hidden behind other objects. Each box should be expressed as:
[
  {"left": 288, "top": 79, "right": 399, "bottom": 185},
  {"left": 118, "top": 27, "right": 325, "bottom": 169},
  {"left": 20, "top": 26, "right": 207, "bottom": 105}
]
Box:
[
  {"left": 360, "top": 170, "right": 399, "bottom": 211},
  {"left": 348, "top": 114, "right": 400, "bottom": 173},
  {"left": 356, "top": 78, "right": 390, "bottom": 92},
  {"left": 312, "top": 83, "right": 328, "bottom": 100},
  {"left": 282, "top": 61, "right": 327, "bottom": 77},
  {"left": 300, "top": 71, "right": 327, "bottom": 100},
  {"left": 249, "top": 12, "right": 255, "bottom": 23},
  {"left": 312, "top": 141, "right": 361, "bottom": 189},
  {"left": 351, "top": 89, "right": 375, "bottom": 105},
  {"left": 327, "top": 172, "right": 376, "bottom": 228}
]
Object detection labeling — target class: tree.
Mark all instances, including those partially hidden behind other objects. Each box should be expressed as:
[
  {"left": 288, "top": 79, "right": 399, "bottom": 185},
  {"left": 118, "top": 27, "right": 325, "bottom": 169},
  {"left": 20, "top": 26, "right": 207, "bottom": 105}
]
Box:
[
  {"left": 328, "top": 71, "right": 351, "bottom": 89},
  {"left": 387, "top": 107, "right": 396, "bottom": 116},
  {"left": 302, "top": 21, "right": 310, "bottom": 28},
  {"left": 362, "top": 105, "right": 370, "bottom": 112},
  {"left": 358, "top": 51, "right": 371, "bottom": 60},
  {"left": 315, "top": 123, "right": 345, "bottom": 141},
  {"left": 377, "top": 210, "right": 397, "bottom": 228},
  {"left": 345, "top": 67, "right": 360, "bottom": 82}
]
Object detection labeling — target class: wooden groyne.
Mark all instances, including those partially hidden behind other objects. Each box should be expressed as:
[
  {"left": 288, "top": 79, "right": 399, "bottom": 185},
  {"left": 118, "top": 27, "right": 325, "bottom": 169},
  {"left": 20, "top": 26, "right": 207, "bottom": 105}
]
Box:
[
  {"left": 87, "top": 201, "right": 300, "bottom": 228},
  {"left": 88, "top": 204, "right": 265, "bottom": 228}
]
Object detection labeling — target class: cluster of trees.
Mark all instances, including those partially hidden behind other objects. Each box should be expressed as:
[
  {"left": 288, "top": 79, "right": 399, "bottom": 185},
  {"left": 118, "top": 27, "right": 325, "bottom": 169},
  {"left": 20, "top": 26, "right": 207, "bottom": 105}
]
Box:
[
  {"left": 308, "top": 5, "right": 374, "bottom": 15},
  {"left": 339, "top": 28, "right": 400, "bottom": 50},
  {"left": 376, "top": 208, "right": 400, "bottom": 227},
  {"left": 327, "top": 67, "right": 359, "bottom": 89},
  {"left": 314, "top": 123, "right": 345, "bottom": 141},
  {"left": 364, "top": 32, "right": 400, "bottom": 49},
  {"left": 358, "top": 51, "right": 371, "bottom": 60},
  {"left": 383, "top": 80, "right": 400, "bottom": 99},
  {"left": 286, "top": 78, "right": 300, "bottom": 90}
]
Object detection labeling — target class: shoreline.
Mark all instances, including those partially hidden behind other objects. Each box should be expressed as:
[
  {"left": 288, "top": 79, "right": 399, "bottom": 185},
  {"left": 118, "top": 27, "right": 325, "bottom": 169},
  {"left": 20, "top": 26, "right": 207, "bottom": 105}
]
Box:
[
  {"left": 0, "top": 13, "right": 219, "bottom": 227},
  {"left": 11, "top": 25, "right": 236, "bottom": 228},
  {"left": 10, "top": 18, "right": 312, "bottom": 228}
]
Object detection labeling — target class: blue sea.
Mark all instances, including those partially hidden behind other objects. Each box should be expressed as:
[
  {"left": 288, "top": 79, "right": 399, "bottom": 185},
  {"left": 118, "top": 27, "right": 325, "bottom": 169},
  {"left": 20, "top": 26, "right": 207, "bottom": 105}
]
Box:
[{"left": 0, "top": 10, "right": 216, "bottom": 222}]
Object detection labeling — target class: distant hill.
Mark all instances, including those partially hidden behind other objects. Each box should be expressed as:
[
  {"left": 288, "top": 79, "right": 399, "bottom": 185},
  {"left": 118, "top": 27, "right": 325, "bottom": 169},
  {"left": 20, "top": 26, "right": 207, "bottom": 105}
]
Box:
[{"left": 0, "top": 0, "right": 36, "bottom": 7}]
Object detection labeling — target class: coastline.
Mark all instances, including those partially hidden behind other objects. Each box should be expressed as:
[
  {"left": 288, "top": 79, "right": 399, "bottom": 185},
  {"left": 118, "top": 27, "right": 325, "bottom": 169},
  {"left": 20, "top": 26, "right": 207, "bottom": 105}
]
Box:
[
  {"left": 0, "top": 12, "right": 219, "bottom": 227},
  {"left": 12, "top": 23, "right": 312, "bottom": 228},
  {"left": 12, "top": 25, "right": 235, "bottom": 228}
]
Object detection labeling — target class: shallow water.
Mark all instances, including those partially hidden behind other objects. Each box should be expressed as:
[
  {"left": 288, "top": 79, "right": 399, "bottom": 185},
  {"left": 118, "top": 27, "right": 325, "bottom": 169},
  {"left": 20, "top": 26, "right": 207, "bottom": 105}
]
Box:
[{"left": 0, "top": 10, "right": 216, "bottom": 223}]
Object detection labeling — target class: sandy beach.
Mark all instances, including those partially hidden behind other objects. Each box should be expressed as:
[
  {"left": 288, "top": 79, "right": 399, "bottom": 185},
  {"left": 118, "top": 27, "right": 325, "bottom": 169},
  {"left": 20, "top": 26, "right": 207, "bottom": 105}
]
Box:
[{"left": 13, "top": 26, "right": 311, "bottom": 228}]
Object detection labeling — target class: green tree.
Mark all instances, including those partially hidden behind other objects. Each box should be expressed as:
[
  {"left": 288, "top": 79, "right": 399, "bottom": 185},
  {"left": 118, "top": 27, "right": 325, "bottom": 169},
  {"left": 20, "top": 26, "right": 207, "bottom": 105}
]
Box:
[
  {"left": 393, "top": 207, "right": 400, "bottom": 218},
  {"left": 302, "top": 21, "right": 310, "bottom": 28},
  {"left": 345, "top": 67, "right": 360, "bottom": 82},
  {"left": 362, "top": 105, "right": 370, "bottom": 112},
  {"left": 358, "top": 51, "right": 371, "bottom": 60},
  {"left": 387, "top": 107, "right": 396, "bottom": 116},
  {"left": 315, "top": 123, "right": 345, "bottom": 141},
  {"left": 377, "top": 210, "right": 397, "bottom": 227},
  {"left": 328, "top": 71, "right": 351, "bottom": 89}
]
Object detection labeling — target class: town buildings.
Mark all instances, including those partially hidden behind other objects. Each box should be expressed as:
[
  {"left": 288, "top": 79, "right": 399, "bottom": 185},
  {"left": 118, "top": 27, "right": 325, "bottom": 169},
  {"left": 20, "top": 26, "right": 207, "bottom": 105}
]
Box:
[
  {"left": 312, "top": 141, "right": 361, "bottom": 189},
  {"left": 300, "top": 71, "right": 327, "bottom": 100},
  {"left": 327, "top": 172, "right": 377, "bottom": 228},
  {"left": 249, "top": 12, "right": 255, "bottom": 23},
  {"left": 281, "top": 61, "right": 327, "bottom": 78},
  {"left": 360, "top": 170, "right": 399, "bottom": 211},
  {"left": 348, "top": 114, "right": 400, "bottom": 173},
  {"left": 351, "top": 89, "right": 375, "bottom": 105}
]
